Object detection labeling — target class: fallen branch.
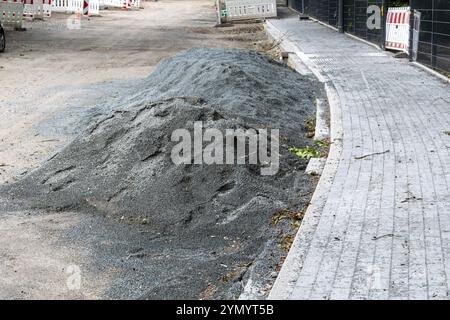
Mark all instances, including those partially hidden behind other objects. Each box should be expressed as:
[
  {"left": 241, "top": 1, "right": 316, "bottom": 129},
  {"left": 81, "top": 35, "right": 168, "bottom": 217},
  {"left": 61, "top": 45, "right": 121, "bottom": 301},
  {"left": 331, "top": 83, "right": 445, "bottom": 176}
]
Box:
[
  {"left": 262, "top": 30, "right": 292, "bottom": 52},
  {"left": 372, "top": 234, "right": 394, "bottom": 241},
  {"left": 355, "top": 149, "right": 390, "bottom": 160}
]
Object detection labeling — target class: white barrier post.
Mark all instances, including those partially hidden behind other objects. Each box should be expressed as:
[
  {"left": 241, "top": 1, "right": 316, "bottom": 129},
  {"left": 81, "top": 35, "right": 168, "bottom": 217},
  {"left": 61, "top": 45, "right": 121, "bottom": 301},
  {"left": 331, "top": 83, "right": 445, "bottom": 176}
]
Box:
[{"left": 411, "top": 10, "right": 421, "bottom": 61}]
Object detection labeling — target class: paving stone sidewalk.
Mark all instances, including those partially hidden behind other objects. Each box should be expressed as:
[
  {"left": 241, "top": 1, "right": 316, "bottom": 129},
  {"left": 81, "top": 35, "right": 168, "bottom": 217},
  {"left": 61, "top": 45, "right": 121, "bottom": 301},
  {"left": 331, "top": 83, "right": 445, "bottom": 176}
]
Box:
[{"left": 267, "top": 13, "right": 450, "bottom": 300}]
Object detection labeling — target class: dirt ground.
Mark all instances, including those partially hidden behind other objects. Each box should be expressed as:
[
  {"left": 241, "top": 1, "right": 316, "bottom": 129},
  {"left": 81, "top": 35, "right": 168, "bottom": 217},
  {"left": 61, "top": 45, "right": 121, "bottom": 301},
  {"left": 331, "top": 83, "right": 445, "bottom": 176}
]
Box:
[
  {"left": 0, "top": 0, "right": 284, "bottom": 299},
  {"left": 0, "top": 0, "right": 271, "bottom": 185}
]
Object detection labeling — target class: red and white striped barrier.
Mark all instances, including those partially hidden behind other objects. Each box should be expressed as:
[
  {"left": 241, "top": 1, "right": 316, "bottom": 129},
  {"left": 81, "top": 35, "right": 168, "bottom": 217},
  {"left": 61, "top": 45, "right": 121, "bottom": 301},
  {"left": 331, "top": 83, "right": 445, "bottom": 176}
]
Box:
[
  {"left": 385, "top": 7, "right": 410, "bottom": 53},
  {"left": 0, "top": 0, "right": 24, "bottom": 27},
  {"left": 82, "top": 0, "right": 88, "bottom": 14}
]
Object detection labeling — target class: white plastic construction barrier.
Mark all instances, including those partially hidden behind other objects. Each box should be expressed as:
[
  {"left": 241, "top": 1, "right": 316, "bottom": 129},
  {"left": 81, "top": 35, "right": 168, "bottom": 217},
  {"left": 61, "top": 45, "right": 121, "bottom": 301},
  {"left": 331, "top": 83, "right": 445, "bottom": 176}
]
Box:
[
  {"left": 385, "top": 7, "right": 410, "bottom": 53},
  {"left": 51, "top": 0, "right": 97, "bottom": 15},
  {"left": 51, "top": 0, "right": 70, "bottom": 12},
  {"left": 23, "top": 0, "right": 37, "bottom": 18},
  {"left": 0, "top": 0, "right": 24, "bottom": 28},
  {"left": 70, "top": 0, "right": 83, "bottom": 12},
  {"left": 102, "top": 0, "right": 121, "bottom": 8},
  {"left": 51, "top": 0, "right": 78, "bottom": 12},
  {"left": 128, "top": 0, "right": 139, "bottom": 9},
  {"left": 42, "top": 0, "right": 51, "bottom": 17},
  {"left": 103, "top": 0, "right": 139, "bottom": 9},
  {"left": 23, "top": 0, "right": 51, "bottom": 19},
  {"left": 87, "top": 0, "right": 98, "bottom": 14},
  {"left": 223, "top": 0, "right": 277, "bottom": 21},
  {"left": 102, "top": 0, "right": 140, "bottom": 9}
]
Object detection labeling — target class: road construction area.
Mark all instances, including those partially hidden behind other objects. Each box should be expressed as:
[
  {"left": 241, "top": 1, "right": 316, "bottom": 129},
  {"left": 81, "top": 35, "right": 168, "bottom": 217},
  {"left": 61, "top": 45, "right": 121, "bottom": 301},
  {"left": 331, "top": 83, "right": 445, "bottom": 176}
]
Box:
[
  {"left": 0, "top": 0, "right": 270, "bottom": 185},
  {"left": 0, "top": 1, "right": 322, "bottom": 299}
]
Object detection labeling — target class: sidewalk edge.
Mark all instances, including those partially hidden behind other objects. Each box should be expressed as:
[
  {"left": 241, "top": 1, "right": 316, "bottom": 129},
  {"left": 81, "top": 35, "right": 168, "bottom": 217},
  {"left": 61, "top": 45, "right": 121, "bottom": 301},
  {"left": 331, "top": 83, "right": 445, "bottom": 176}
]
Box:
[
  {"left": 412, "top": 62, "right": 450, "bottom": 84},
  {"left": 264, "top": 20, "right": 344, "bottom": 299}
]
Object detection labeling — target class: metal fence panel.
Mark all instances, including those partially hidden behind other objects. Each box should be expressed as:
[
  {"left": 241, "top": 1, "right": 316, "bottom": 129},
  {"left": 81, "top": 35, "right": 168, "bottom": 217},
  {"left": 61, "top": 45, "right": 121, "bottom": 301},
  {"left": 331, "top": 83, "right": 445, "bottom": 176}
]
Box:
[
  {"left": 411, "top": 0, "right": 450, "bottom": 74},
  {"left": 303, "top": 0, "right": 338, "bottom": 27},
  {"left": 343, "top": 0, "right": 384, "bottom": 44},
  {"left": 288, "top": 0, "right": 449, "bottom": 74},
  {"left": 289, "top": 0, "right": 383, "bottom": 45}
]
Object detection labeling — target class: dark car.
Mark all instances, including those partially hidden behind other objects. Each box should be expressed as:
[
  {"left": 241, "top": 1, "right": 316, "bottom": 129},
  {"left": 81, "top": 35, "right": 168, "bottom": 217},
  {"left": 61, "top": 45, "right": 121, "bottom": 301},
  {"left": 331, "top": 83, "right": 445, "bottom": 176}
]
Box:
[{"left": 0, "top": 23, "right": 5, "bottom": 53}]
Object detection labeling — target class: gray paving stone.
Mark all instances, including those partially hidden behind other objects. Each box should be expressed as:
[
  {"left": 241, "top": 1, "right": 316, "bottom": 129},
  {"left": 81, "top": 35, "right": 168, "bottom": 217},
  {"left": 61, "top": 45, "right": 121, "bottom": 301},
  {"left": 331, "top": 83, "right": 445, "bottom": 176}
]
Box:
[{"left": 267, "top": 15, "right": 450, "bottom": 300}]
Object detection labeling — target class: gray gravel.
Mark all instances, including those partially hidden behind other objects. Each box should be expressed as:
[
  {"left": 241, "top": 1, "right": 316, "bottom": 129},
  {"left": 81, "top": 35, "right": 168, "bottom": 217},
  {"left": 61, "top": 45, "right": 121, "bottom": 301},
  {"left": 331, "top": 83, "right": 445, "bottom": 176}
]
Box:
[{"left": 0, "top": 48, "right": 323, "bottom": 299}]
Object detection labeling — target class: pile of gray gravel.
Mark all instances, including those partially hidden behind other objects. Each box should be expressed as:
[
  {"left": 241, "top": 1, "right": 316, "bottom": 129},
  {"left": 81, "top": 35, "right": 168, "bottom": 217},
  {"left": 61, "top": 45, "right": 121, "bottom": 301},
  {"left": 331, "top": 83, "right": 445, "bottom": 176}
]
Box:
[{"left": 0, "top": 48, "right": 323, "bottom": 299}]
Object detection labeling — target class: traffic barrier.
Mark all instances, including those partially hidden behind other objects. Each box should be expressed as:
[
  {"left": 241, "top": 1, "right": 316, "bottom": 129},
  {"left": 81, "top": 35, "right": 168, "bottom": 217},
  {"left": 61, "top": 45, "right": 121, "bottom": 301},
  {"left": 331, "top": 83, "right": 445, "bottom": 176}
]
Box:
[
  {"left": 70, "top": 0, "right": 83, "bottom": 13},
  {"left": 0, "top": 0, "right": 24, "bottom": 28},
  {"left": 51, "top": 0, "right": 98, "bottom": 15},
  {"left": 82, "top": 0, "right": 87, "bottom": 14},
  {"left": 223, "top": 0, "right": 277, "bottom": 21},
  {"left": 129, "top": 0, "right": 140, "bottom": 9},
  {"left": 51, "top": 0, "right": 70, "bottom": 12},
  {"left": 23, "top": 0, "right": 36, "bottom": 18},
  {"left": 23, "top": 0, "right": 51, "bottom": 19},
  {"left": 88, "top": 0, "right": 98, "bottom": 14},
  {"left": 102, "top": 0, "right": 121, "bottom": 8},
  {"left": 385, "top": 7, "right": 410, "bottom": 53},
  {"left": 42, "top": 0, "right": 51, "bottom": 17},
  {"left": 102, "top": 0, "right": 139, "bottom": 9}
]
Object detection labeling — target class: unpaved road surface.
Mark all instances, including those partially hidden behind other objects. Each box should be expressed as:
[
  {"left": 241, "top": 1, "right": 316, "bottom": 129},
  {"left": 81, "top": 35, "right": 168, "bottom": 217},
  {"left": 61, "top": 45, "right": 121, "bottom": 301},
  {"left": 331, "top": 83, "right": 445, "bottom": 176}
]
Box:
[
  {"left": 0, "top": 0, "right": 268, "bottom": 184},
  {"left": 0, "top": 0, "right": 273, "bottom": 299},
  {"left": 0, "top": 1, "right": 318, "bottom": 299}
]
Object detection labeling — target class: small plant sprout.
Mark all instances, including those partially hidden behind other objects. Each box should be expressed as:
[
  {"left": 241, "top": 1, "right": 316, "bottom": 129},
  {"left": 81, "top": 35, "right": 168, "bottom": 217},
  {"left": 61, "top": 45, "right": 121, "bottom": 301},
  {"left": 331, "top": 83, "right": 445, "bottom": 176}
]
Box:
[{"left": 288, "top": 146, "right": 320, "bottom": 160}]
